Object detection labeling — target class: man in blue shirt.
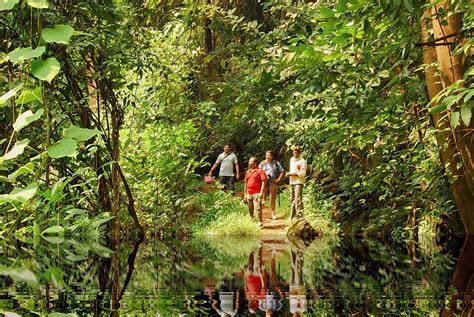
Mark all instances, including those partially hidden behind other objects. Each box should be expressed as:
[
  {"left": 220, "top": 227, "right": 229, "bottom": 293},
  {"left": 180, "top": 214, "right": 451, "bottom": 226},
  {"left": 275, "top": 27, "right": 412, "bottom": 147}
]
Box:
[{"left": 259, "top": 150, "right": 285, "bottom": 220}]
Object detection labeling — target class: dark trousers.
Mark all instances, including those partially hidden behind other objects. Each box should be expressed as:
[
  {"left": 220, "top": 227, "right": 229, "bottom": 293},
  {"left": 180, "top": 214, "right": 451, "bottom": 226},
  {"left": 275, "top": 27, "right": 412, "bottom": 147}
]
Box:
[{"left": 219, "top": 176, "right": 235, "bottom": 193}]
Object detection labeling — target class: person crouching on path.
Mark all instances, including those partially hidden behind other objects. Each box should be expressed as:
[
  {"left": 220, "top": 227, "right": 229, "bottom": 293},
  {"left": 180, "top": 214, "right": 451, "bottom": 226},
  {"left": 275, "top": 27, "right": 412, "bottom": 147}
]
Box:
[
  {"left": 208, "top": 143, "right": 240, "bottom": 194},
  {"left": 259, "top": 150, "right": 285, "bottom": 221},
  {"left": 285, "top": 146, "right": 307, "bottom": 219},
  {"left": 245, "top": 157, "right": 267, "bottom": 228}
]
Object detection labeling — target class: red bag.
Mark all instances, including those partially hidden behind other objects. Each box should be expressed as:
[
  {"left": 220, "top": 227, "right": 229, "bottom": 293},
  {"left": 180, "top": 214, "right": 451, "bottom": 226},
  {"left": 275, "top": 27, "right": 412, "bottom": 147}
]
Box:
[{"left": 204, "top": 175, "right": 212, "bottom": 184}]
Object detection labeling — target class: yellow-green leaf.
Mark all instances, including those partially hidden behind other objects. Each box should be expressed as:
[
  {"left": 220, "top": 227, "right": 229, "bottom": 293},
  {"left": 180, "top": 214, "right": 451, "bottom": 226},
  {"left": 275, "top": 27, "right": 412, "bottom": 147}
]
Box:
[
  {"left": 13, "top": 109, "right": 44, "bottom": 132},
  {"left": 8, "top": 46, "right": 45, "bottom": 64},
  {"left": 42, "top": 24, "right": 74, "bottom": 44},
  {"left": 26, "top": 0, "right": 48, "bottom": 8},
  {"left": 31, "top": 58, "right": 60, "bottom": 82},
  {"left": 47, "top": 138, "right": 77, "bottom": 158},
  {"left": 3, "top": 139, "right": 29, "bottom": 160},
  {"left": 64, "top": 125, "right": 101, "bottom": 142},
  {"left": 0, "top": 0, "right": 19, "bottom": 11},
  {"left": 0, "top": 84, "right": 23, "bottom": 105}
]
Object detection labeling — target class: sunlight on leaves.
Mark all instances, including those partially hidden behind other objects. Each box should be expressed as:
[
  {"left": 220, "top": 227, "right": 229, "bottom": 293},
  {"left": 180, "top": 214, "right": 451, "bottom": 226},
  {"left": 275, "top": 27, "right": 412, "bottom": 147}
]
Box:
[
  {"left": 31, "top": 58, "right": 60, "bottom": 82},
  {"left": 42, "top": 24, "right": 74, "bottom": 44},
  {"left": 13, "top": 109, "right": 44, "bottom": 132},
  {"left": 3, "top": 139, "right": 29, "bottom": 160},
  {"left": 8, "top": 46, "right": 45, "bottom": 64},
  {"left": 0, "top": 84, "right": 23, "bottom": 105},
  {"left": 47, "top": 138, "right": 77, "bottom": 158},
  {"left": 64, "top": 125, "right": 101, "bottom": 142},
  {"left": 0, "top": 0, "right": 19, "bottom": 11},
  {"left": 26, "top": 0, "right": 48, "bottom": 9}
]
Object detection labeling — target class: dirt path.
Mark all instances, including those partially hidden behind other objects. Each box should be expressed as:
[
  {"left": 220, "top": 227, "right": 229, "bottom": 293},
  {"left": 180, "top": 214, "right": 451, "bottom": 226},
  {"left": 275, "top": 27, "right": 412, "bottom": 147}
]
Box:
[{"left": 260, "top": 204, "right": 287, "bottom": 235}]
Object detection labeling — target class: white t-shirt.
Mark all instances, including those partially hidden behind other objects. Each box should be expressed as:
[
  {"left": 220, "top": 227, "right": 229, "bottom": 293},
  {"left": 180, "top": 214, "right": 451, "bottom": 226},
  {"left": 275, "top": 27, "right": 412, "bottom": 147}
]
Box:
[{"left": 289, "top": 157, "right": 307, "bottom": 185}]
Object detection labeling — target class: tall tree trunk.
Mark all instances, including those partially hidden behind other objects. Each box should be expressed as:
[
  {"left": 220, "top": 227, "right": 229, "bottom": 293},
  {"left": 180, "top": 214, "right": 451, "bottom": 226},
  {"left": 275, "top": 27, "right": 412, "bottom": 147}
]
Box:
[{"left": 422, "top": 3, "right": 474, "bottom": 234}]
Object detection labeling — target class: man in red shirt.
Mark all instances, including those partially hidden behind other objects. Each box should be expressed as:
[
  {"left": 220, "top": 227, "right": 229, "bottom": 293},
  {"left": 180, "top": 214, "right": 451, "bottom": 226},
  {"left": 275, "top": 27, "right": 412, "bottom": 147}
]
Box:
[{"left": 244, "top": 157, "right": 267, "bottom": 228}]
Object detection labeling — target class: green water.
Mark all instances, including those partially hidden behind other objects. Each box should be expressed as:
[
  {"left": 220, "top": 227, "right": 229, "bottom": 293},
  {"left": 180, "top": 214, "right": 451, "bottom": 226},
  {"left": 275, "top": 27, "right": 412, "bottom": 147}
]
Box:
[{"left": 1, "top": 234, "right": 472, "bottom": 316}]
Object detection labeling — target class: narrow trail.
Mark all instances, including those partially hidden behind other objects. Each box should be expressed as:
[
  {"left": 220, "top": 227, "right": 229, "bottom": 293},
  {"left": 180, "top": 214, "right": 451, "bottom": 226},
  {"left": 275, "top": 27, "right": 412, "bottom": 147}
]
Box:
[{"left": 260, "top": 204, "right": 287, "bottom": 235}]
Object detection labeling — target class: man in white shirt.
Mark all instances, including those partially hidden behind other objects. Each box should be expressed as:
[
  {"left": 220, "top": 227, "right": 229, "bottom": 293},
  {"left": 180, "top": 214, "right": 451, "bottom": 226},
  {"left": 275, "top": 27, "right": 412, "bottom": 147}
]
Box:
[
  {"left": 208, "top": 144, "right": 240, "bottom": 193},
  {"left": 285, "top": 146, "right": 307, "bottom": 219}
]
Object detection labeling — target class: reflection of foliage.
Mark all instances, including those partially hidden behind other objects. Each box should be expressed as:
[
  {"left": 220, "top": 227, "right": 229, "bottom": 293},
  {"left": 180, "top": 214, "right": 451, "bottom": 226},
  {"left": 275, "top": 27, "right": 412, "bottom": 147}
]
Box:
[
  {"left": 302, "top": 235, "right": 340, "bottom": 290},
  {"left": 189, "top": 236, "right": 259, "bottom": 279},
  {"left": 304, "top": 237, "right": 456, "bottom": 315}
]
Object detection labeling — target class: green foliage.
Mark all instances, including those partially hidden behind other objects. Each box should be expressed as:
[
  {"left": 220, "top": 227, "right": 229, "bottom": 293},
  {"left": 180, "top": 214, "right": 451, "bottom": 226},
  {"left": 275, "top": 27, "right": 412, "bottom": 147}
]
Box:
[
  {"left": 121, "top": 120, "right": 206, "bottom": 225},
  {"left": 189, "top": 190, "right": 259, "bottom": 236}
]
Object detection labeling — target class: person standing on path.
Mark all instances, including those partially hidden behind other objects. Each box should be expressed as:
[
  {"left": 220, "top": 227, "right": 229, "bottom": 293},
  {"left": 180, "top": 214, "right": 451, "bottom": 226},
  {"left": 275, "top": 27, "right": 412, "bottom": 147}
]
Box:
[
  {"left": 208, "top": 144, "right": 240, "bottom": 193},
  {"left": 244, "top": 157, "right": 267, "bottom": 228},
  {"left": 285, "top": 146, "right": 307, "bottom": 219},
  {"left": 259, "top": 150, "right": 285, "bottom": 221}
]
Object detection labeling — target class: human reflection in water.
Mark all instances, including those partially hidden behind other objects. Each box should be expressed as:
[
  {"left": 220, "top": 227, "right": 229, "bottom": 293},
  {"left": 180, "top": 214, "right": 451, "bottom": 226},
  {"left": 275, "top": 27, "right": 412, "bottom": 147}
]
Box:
[
  {"left": 289, "top": 249, "right": 307, "bottom": 316},
  {"left": 243, "top": 245, "right": 285, "bottom": 316},
  {"left": 244, "top": 246, "right": 266, "bottom": 314},
  {"left": 211, "top": 277, "right": 240, "bottom": 317},
  {"left": 259, "top": 247, "right": 284, "bottom": 316}
]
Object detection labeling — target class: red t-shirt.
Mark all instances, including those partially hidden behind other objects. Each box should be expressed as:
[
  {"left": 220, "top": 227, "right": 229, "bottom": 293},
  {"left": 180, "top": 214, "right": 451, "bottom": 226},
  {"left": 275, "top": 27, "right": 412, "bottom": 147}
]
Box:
[{"left": 245, "top": 168, "right": 267, "bottom": 195}]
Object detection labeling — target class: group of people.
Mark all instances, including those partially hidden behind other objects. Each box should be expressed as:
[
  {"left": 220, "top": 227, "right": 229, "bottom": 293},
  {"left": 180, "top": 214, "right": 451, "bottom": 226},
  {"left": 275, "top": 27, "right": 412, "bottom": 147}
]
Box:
[{"left": 208, "top": 144, "right": 307, "bottom": 228}]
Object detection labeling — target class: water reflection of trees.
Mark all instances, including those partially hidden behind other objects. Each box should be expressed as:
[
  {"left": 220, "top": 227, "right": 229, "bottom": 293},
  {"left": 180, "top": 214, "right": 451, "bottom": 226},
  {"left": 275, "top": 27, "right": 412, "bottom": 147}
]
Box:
[{"left": 1, "top": 234, "right": 471, "bottom": 315}]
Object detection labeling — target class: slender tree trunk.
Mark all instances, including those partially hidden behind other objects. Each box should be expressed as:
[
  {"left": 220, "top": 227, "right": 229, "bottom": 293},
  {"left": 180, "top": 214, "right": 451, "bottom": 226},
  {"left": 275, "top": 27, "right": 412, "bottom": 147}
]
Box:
[{"left": 422, "top": 3, "right": 474, "bottom": 234}]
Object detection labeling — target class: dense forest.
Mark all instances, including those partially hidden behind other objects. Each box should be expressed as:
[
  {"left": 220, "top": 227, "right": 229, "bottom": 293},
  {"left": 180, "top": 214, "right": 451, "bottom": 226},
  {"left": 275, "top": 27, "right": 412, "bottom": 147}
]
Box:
[{"left": 1, "top": 0, "right": 473, "bottom": 315}]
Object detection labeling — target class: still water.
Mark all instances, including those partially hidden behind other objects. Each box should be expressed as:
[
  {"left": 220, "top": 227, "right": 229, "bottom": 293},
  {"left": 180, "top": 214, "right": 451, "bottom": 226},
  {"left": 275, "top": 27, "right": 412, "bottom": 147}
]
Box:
[{"left": 1, "top": 234, "right": 473, "bottom": 316}]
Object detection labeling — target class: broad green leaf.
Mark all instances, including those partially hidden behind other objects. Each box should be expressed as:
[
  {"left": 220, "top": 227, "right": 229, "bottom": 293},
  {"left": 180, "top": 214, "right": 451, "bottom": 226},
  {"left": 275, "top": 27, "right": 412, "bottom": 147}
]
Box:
[
  {"left": 460, "top": 104, "right": 472, "bottom": 126},
  {"left": 31, "top": 58, "right": 60, "bottom": 83},
  {"left": 3, "top": 139, "right": 29, "bottom": 160},
  {"left": 8, "top": 162, "right": 35, "bottom": 180},
  {"left": 64, "top": 125, "right": 101, "bottom": 142},
  {"left": 49, "top": 313, "right": 78, "bottom": 317},
  {"left": 13, "top": 109, "right": 44, "bottom": 132},
  {"left": 429, "top": 103, "right": 447, "bottom": 114},
  {"left": 450, "top": 111, "right": 460, "bottom": 129},
  {"left": 0, "top": 182, "right": 38, "bottom": 204},
  {"left": 42, "top": 225, "right": 65, "bottom": 235},
  {"left": 17, "top": 87, "right": 42, "bottom": 104},
  {"left": 320, "top": 7, "right": 335, "bottom": 18},
  {"left": 0, "top": 84, "right": 23, "bottom": 105},
  {"left": 0, "top": 267, "right": 37, "bottom": 284},
  {"left": 26, "top": 0, "right": 48, "bottom": 8},
  {"left": 0, "top": 0, "right": 19, "bottom": 11},
  {"left": 42, "top": 24, "right": 74, "bottom": 44},
  {"left": 47, "top": 138, "right": 77, "bottom": 158},
  {"left": 8, "top": 46, "right": 45, "bottom": 64}
]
